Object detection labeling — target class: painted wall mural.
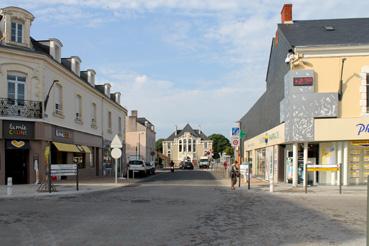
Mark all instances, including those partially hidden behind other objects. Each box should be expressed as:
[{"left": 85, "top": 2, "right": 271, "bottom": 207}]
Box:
[{"left": 280, "top": 69, "right": 338, "bottom": 142}]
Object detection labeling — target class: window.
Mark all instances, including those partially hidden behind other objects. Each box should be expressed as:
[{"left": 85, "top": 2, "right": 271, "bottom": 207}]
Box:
[
  {"left": 108, "top": 111, "right": 112, "bottom": 131},
  {"left": 11, "top": 21, "right": 23, "bottom": 43},
  {"left": 91, "top": 103, "right": 97, "bottom": 127},
  {"left": 7, "top": 73, "right": 26, "bottom": 105},
  {"left": 54, "top": 45, "right": 61, "bottom": 61},
  {"left": 179, "top": 140, "right": 182, "bottom": 152},
  {"left": 204, "top": 142, "right": 208, "bottom": 149},
  {"left": 75, "top": 95, "right": 82, "bottom": 121},
  {"left": 188, "top": 139, "right": 192, "bottom": 152},
  {"left": 183, "top": 139, "right": 187, "bottom": 152},
  {"left": 193, "top": 140, "right": 196, "bottom": 152},
  {"left": 168, "top": 143, "right": 171, "bottom": 150},
  {"left": 118, "top": 117, "right": 122, "bottom": 135},
  {"left": 54, "top": 84, "right": 63, "bottom": 114},
  {"left": 367, "top": 74, "right": 369, "bottom": 113}
]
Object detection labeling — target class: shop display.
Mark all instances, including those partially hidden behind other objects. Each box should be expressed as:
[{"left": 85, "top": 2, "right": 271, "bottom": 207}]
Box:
[{"left": 349, "top": 144, "right": 369, "bottom": 184}]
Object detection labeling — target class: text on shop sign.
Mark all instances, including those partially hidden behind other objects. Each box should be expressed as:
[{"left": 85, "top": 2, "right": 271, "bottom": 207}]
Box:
[
  {"left": 356, "top": 123, "right": 369, "bottom": 135},
  {"left": 56, "top": 129, "right": 72, "bottom": 139},
  {"left": 293, "top": 77, "right": 313, "bottom": 86},
  {"left": 8, "top": 123, "right": 28, "bottom": 136}
]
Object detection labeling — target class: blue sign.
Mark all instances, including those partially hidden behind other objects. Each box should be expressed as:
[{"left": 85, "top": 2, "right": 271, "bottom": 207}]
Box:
[{"left": 232, "top": 127, "right": 240, "bottom": 136}]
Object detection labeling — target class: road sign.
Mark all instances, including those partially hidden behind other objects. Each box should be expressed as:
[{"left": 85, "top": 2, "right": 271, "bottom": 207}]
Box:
[
  {"left": 232, "top": 127, "right": 240, "bottom": 136},
  {"left": 111, "top": 148, "right": 122, "bottom": 159},
  {"left": 231, "top": 137, "right": 240, "bottom": 147},
  {"left": 240, "top": 130, "right": 246, "bottom": 139},
  {"left": 111, "top": 134, "right": 122, "bottom": 148}
]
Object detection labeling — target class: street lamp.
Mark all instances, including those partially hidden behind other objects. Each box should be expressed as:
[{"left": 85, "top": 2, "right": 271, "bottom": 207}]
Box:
[{"left": 44, "top": 79, "right": 59, "bottom": 115}]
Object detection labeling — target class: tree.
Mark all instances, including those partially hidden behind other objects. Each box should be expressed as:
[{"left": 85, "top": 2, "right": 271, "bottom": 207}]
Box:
[
  {"left": 155, "top": 138, "right": 164, "bottom": 153},
  {"left": 209, "top": 134, "right": 232, "bottom": 158},
  {"left": 224, "top": 146, "right": 234, "bottom": 156}
]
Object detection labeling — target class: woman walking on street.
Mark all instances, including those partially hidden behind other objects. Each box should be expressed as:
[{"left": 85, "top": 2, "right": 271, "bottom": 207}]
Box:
[{"left": 230, "top": 161, "right": 239, "bottom": 190}]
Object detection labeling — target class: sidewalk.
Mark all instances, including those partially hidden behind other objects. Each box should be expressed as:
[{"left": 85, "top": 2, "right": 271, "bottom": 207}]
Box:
[
  {"left": 210, "top": 166, "right": 367, "bottom": 196},
  {"left": 0, "top": 176, "right": 130, "bottom": 199}
]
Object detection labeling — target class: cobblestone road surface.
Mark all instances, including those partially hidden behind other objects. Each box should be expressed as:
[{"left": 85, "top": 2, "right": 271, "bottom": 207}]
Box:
[{"left": 0, "top": 170, "right": 365, "bottom": 246}]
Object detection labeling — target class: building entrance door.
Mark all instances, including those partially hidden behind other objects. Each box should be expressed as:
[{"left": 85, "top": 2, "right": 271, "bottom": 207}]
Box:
[{"left": 5, "top": 149, "right": 29, "bottom": 184}]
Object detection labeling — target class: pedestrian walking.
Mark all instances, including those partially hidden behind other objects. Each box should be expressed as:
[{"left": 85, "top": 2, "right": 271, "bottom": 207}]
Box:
[{"left": 230, "top": 161, "right": 240, "bottom": 190}]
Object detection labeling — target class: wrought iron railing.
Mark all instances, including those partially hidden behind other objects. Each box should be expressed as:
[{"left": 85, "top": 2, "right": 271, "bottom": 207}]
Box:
[{"left": 0, "top": 98, "right": 43, "bottom": 119}]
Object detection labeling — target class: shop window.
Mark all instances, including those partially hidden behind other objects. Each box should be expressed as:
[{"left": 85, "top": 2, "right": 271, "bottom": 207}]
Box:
[
  {"left": 7, "top": 73, "right": 26, "bottom": 105},
  {"left": 11, "top": 21, "right": 23, "bottom": 43}
]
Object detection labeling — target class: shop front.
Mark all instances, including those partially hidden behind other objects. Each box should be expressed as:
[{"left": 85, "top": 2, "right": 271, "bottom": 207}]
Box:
[
  {"left": 1, "top": 121, "right": 34, "bottom": 184},
  {"left": 244, "top": 124, "right": 285, "bottom": 183},
  {"left": 52, "top": 126, "right": 101, "bottom": 178}
]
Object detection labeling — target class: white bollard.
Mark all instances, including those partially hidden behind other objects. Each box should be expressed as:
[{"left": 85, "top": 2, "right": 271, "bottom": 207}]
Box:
[
  {"left": 270, "top": 178, "right": 274, "bottom": 192},
  {"left": 7, "top": 177, "right": 13, "bottom": 195}
]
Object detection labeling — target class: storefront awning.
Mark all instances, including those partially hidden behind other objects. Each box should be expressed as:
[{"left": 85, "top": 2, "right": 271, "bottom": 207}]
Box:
[
  {"left": 81, "top": 145, "right": 91, "bottom": 153},
  {"left": 53, "top": 142, "right": 81, "bottom": 153}
]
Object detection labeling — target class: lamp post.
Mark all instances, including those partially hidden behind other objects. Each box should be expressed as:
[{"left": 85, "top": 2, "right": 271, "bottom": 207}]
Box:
[{"left": 44, "top": 79, "right": 59, "bottom": 115}]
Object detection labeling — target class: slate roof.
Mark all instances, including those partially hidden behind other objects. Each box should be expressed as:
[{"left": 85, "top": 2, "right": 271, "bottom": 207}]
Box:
[
  {"left": 137, "top": 117, "right": 154, "bottom": 129},
  {"left": 279, "top": 18, "right": 369, "bottom": 47},
  {"left": 165, "top": 124, "right": 209, "bottom": 141}
]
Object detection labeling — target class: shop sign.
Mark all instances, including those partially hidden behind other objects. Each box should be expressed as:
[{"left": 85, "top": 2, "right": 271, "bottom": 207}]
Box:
[
  {"left": 6, "top": 140, "right": 30, "bottom": 150},
  {"left": 54, "top": 128, "right": 73, "bottom": 140},
  {"left": 356, "top": 123, "right": 369, "bottom": 136},
  {"left": 293, "top": 77, "right": 313, "bottom": 86},
  {"left": 3, "top": 121, "right": 34, "bottom": 139}
]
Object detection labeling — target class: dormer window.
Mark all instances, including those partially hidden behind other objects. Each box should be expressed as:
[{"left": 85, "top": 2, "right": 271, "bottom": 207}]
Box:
[
  {"left": 11, "top": 21, "right": 23, "bottom": 43},
  {"left": 70, "top": 56, "right": 81, "bottom": 75},
  {"left": 104, "top": 83, "right": 111, "bottom": 97}
]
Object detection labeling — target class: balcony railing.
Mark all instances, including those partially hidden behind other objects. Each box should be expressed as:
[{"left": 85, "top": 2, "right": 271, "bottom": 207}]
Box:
[{"left": 0, "top": 98, "right": 43, "bottom": 119}]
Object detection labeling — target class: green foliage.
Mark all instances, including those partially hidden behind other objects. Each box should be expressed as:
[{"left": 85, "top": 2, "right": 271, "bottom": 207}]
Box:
[
  {"left": 224, "top": 146, "right": 234, "bottom": 156},
  {"left": 209, "top": 134, "right": 232, "bottom": 158},
  {"left": 156, "top": 138, "right": 164, "bottom": 152}
]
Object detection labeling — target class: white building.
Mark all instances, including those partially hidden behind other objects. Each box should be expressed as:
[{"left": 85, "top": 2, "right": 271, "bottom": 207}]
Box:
[{"left": 0, "top": 6, "right": 127, "bottom": 184}]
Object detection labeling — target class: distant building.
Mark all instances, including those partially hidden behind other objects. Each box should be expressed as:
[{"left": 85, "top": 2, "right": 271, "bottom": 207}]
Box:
[
  {"left": 126, "top": 110, "right": 156, "bottom": 162},
  {"left": 162, "top": 124, "right": 213, "bottom": 166}
]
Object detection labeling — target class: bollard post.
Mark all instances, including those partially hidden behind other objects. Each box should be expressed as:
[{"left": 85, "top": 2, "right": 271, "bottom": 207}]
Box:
[
  {"left": 248, "top": 164, "right": 251, "bottom": 190},
  {"left": 305, "top": 163, "right": 308, "bottom": 194},
  {"left": 339, "top": 163, "right": 342, "bottom": 195},
  {"left": 7, "top": 177, "right": 13, "bottom": 195}
]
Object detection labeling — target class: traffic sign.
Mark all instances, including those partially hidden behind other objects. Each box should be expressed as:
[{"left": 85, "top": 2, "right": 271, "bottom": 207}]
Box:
[
  {"left": 231, "top": 137, "right": 240, "bottom": 147},
  {"left": 111, "top": 148, "right": 122, "bottom": 159},
  {"left": 111, "top": 134, "right": 122, "bottom": 148},
  {"left": 240, "top": 130, "right": 246, "bottom": 139},
  {"left": 231, "top": 127, "right": 240, "bottom": 136}
]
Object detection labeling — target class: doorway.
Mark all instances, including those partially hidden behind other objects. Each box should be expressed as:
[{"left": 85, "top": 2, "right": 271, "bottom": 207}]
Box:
[{"left": 5, "top": 149, "right": 29, "bottom": 184}]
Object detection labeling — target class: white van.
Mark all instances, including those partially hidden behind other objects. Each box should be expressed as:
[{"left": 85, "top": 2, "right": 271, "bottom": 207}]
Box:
[{"left": 199, "top": 157, "right": 210, "bottom": 169}]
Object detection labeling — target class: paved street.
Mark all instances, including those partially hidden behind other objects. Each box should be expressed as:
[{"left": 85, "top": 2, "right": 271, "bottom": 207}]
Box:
[{"left": 0, "top": 170, "right": 366, "bottom": 246}]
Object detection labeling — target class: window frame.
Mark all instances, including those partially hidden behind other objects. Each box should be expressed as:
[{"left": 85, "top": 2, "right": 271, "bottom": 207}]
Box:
[
  {"left": 7, "top": 72, "right": 26, "bottom": 105},
  {"left": 11, "top": 21, "right": 24, "bottom": 43}
]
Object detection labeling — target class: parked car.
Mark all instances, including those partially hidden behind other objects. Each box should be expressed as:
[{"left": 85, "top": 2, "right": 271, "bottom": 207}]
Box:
[
  {"left": 145, "top": 161, "right": 156, "bottom": 175},
  {"left": 182, "top": 161, "right": 194, "bottom": 170},
  {"left": 128, "top": 160, "right": 149, "bottom": 176}
]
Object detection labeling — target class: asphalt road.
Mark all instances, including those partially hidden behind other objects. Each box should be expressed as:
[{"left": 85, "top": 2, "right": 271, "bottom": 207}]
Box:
[{"left": 0, "top": 170, "right": 365, "bottom": 246}]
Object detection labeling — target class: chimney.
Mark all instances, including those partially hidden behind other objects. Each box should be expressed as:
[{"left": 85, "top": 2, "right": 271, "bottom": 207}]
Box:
[
  {"left": 175, "top": 125, "right": 178, "bottom": 136},
  {"left": 281, "top": 4, "right": 293, "bottom": 24},
  {"left": 131, "top": 110, "right": 138, "bottom": 117},
  {"left": 87, "top": 69, "right": 96, "bottom": 85}
]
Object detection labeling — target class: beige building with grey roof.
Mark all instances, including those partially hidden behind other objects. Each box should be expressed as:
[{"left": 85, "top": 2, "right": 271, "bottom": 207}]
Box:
[{"left": 162, "top": 124, "right": 212, "bottom": 166}]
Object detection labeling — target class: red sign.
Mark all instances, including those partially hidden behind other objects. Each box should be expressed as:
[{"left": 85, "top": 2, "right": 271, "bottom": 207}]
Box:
[{"left": 293, "top": 77, "right": 313, "bottom": 86}]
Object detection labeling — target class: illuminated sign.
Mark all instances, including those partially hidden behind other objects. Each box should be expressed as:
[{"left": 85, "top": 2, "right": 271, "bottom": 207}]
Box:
[
  {"left": 293, "top": 77, "right": 313, "bottom": 86},
  {"left": 3, "top": 121, "right": 34, "bottom": 139}
]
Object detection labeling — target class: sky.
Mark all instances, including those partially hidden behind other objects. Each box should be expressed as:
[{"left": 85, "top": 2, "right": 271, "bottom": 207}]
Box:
[{"left": 3, "top": 0, "right": 369, "bottom": 139}]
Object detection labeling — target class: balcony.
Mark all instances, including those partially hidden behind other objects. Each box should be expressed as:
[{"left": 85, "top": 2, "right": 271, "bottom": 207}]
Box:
[{"left": 0, "top": 98, "right": 43, "bottom": 119}]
